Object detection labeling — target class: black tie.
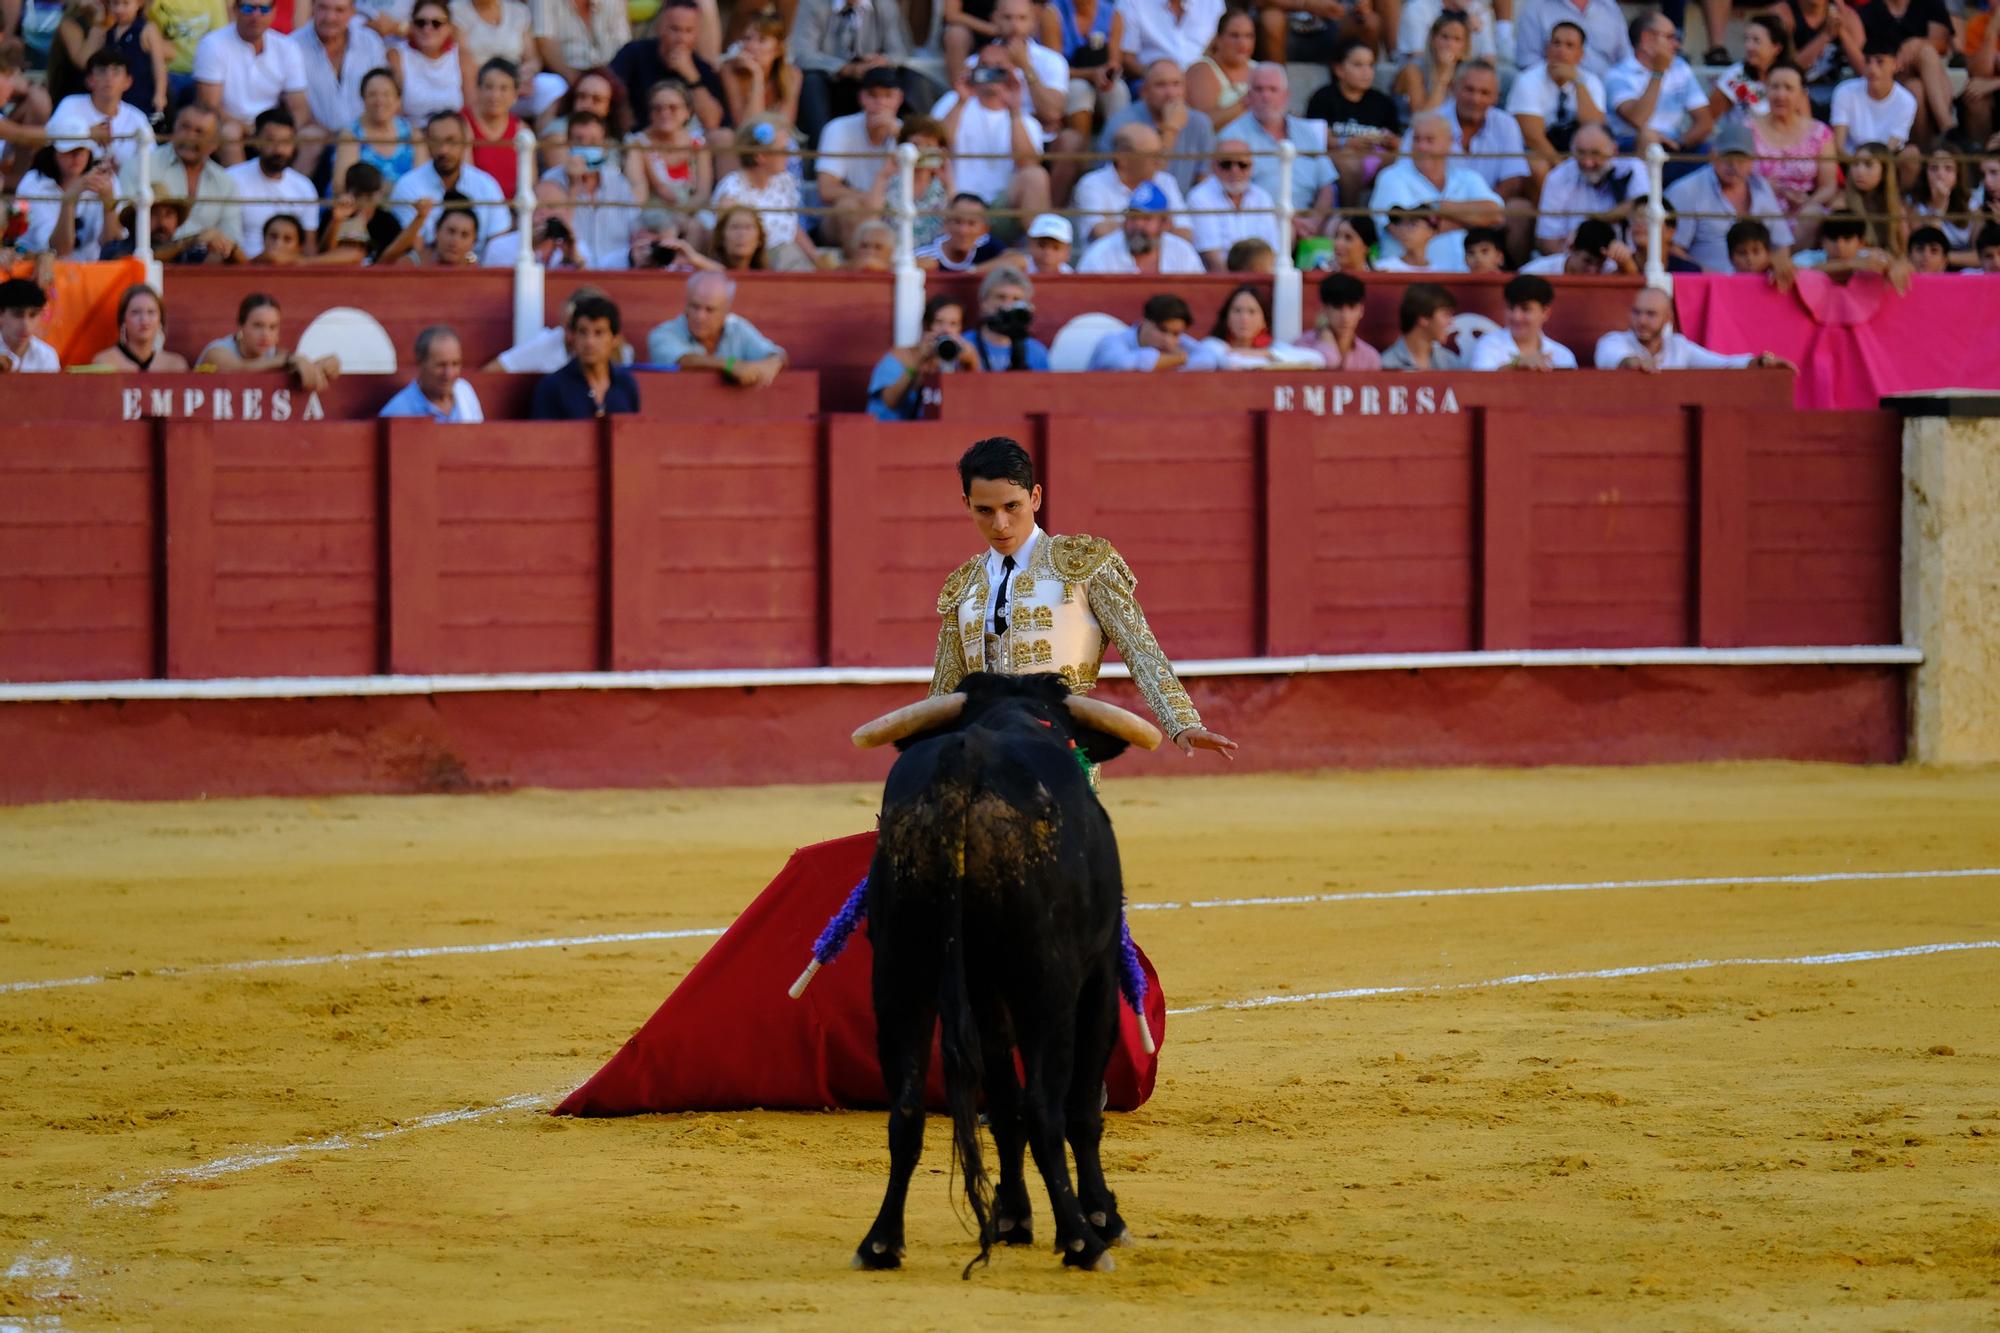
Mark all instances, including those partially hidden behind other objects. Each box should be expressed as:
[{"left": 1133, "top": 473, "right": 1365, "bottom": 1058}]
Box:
[
  {"left": 992, "top": 555, "right": 1015, "bottom": 636},
  {"left": 837, "top": 4, "right": 861, "bottom": 59},
  {"left": 1555, "top": 85, "right": 1570, "bottom": 126}
]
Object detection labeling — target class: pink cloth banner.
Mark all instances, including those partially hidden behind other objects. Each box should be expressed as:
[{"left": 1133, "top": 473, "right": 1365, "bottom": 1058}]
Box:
[{"left": 1673, "top": 272, "right": 2000, "bottom": 410}]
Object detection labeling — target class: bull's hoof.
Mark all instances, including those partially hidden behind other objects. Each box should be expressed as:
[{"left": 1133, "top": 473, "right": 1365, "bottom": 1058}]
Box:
[
  {"left": 853, "top": 1239, "right": 904, "bottom": 1271},
  {"left": 995, "top": 1215, "right": 1035, "bottom": 1247},
  {"left": 1061, "top": 1236, "right": 1113, "bottom": 1272},
  {"left": 1087, "top": 1208, "right": 1129, "bottom": 1247}
]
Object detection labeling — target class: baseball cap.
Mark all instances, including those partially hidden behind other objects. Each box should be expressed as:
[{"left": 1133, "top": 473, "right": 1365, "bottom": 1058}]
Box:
[
  {"left": 1026, "top": 213, "right": 1073, "bottom": 244},
  {"left": 1713, "top": 120, "right": 1754, "bottom": 157},
  {"left": 859, "top": 65, "right": 899, "bottom": 90},
  {"left": 1128, "top": 181, "right": 1170, "bottom": 213},
  {"left": 45, "top": 102, "right": 97, "bottom": 153}
]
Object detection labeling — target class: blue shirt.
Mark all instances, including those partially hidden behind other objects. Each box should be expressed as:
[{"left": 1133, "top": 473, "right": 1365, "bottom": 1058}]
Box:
[
  {"left": 1086, "top": 324, "right": 1223, "bottom": 371},
  {"left": 530, "top": 359, "right": 642, "bottom": 419},
  {"left": 378, "top": 378, "right": 482, "bottom": 422},
  {"left": 973, "top": 330, "right": 1050, "bottom": 371},
  {"left": 645, "top": 312, "right": 786, "bottom": 368}
]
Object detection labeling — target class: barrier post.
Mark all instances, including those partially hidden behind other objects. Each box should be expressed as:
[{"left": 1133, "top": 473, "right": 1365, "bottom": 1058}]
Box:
[
  {"left": 1272, "top": 141, "right": 1302, "bottom": 341},
  {"left": 134, "top": 121, "right": 161, "bottom": 291},
  {"left": 1644, "top": 142, "right": 1668, "bottom": 293},
  {"left": 511, "top": 123, "right": 544, "bottom": 346},
  {"left": 891, "top": 142, "right": 923, "bottom": 347}
]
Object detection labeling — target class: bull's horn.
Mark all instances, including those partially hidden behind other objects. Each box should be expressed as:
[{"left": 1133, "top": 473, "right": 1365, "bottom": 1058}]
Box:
[
  {"left": 1064, "top": 696, "right": 1163, "bottom": 751},
  {"left": 852, "top": 694, "right": 966, "bottom": 748}
]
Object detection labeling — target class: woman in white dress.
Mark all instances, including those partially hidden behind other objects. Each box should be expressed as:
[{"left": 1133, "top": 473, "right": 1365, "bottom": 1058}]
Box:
[{"left": 390, "top": 0, "right": 467, "bottom": 122}]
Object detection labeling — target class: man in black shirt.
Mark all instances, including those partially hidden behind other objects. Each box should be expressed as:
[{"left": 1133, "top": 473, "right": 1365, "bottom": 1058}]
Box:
[
  {"left": 608, "top": 0, "right": 728, "bottom": 135},
  {"left": 1306, "top": 38, "right": 1401, "bottom": 216},
  {"left": 531, "top": 294, "right": 642, "bottom": 419}
]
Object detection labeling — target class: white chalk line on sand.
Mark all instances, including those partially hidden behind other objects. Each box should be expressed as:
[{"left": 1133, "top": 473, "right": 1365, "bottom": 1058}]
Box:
[
  {"left": 8, "top": 866, "right": 1997, "bottom": 1000},
  {"left": 94, "top": 1092, "right": 556, "bottom": 1209},
  {"left": 1165, "top": 939, "right": 2000, "bottom": 1015},
  {"left": 91, "top": 936, "right": 1998, "bottom": 1208}
]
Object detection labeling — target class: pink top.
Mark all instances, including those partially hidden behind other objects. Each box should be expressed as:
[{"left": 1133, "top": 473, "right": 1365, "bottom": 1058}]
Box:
[
  {"left": 1751, "top": 116, "right": 1833, "bottom": 214},
  {"left": 1295, "top": 330, "right": 1383, "bottom": 370}
]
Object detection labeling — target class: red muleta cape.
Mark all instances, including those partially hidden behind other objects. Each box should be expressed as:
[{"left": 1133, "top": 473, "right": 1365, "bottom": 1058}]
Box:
[{"left": 555, "top": 832, "right": 1166, "bottom": 1115}]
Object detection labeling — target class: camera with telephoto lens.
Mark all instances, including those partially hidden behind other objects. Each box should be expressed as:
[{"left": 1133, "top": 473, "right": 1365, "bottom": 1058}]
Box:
[
  {"left": 541, "top": 216, "right": 571, "bottom": 244},
  {"left": 933, "top": 334, "right": 962, "bottom": 363},
  {"left": 984, "top": 303, "right": 1033, "bottom": 341}
]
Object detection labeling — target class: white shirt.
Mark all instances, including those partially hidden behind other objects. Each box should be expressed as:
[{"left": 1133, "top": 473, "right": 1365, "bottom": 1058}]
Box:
[
  {"left": 1467, "top": 328, "right": 1578, "bottom": 370},
  {"left": 1372, "top": 252, "right": 1468, "bottom": 273},
  {"left": 1594, "top": 328, "right": 1755, "bottom": 369},
  {"left": 398, "top": 43, "right": 465, "bottom": 121},
  {"left": 961, "top": 43, "right": 1070, "bottom": 108},
  {"left": 1403, "top": 100, "right": 1530, "bottom": 186},
  {"left": 388, "top": 159, "right": 511, "bottom": 246},
  {"left": 543, "top": 163, "right": 638, "bottom": 267},
  {"left": 193, "top": 25, "right": 309, "bottom": 123},
  {"left": 1118, "top": 0, "right": 1223, "bottom": 70},
  {"left": 292, "top": 18, "right": 389, "bottom": 129},
  {"left": 1604, "top": 56, "right": 1707, "bottom": 140},
  {"left": 1831, "top": 78, "right": 1917, "bottom": 147},
  {"left": 930, "top": 91, "right": 1045, "bottom": 203},
  {"left": 1504, "top": 62, "right": 1607, "bottom": 128},
  {"left": 1184, "top": 175, "right": 1280, "bottom": 257},
  {"left": 18, "top": 169, "right": 109, "bottom": 260},
  {"left": 1368, "top": 157, "right": 1503, "bottom": 267},
  {"left": 1535, "top": 154, "right": 1645, "bottom": 242},
  {"left": 1070, "top": 166, "right": 1191, "bottom": 239},
  {"left": 0, "top": 335, "right": 61, "bottom": 372},
  {"left": 226, "top": 160, "right": 322, "bottom": 256},
  {"left": 983, "top": 525, "right": 1041, "bottom": 618},
  {"left": 815, "top": 110, "right": 898, "bottom": 190},
  {"left": 1398, "top": 0, "right": 1500, "bottom": 60},
  {"left": 1075, "top": 229, "right": 1205, "bottom": 273},
  {"left": 710, "top": 169, "right": 803, "bottom": 250},
  {"left": 451, "top": 0, "right": 533, "bottom": 69},
  {"left": 481, "top": 228, "right": 599, "bottom": 267},
  {"left": 49, "top": 94, "right": 150, "bottom": 169}
]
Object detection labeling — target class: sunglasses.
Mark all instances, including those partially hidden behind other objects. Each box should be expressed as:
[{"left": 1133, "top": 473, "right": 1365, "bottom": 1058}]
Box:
[
  {"left": 1216, "top": 158, "right": 1251, "bottom": 169},
  {"left": 237, "top": 3, "right": 274, "bottom": 12},
  {"left": 411, "top": 16, "right": 447, "bottom": 25}
]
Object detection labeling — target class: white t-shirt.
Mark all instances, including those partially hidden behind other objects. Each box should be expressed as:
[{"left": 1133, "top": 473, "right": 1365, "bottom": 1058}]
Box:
[
  {"left": 1504, "top": 62, "right": 1608, "bottom": 127},
  {"left": 930, "top": 91, "right": 1045, "bottom": 203},
  {"left": 226, "top": 160, "right": 322, "bottom": 256},
  {"left": 0, "top": 335, "right": 61, "bottom": 372},
  {"left": 387, "top": 160, "right": 511, "bottom": 246},
  {"left": 1604, "top": 56, "right": 1707, "bottom": 140},
  {"left": 18, "top": 169, "right": 109, "bottom": 260},
  {"left": 193, "top": 26, "right": 309, "bottom": 123},
  {"left": 1075, "top": 230, "right": 1205, "bottom": 273},
  {"left": 1367, "top": 158, "right": 1504, "bottom": 267},
  {"left": 1830, "top": 78, "right": 1918, "bottom": 147},
  {"left": 49, "top": 94, "right": 150, "bottom": 170},
  {"left": 481, "top": 228, "right": 599, "bottom": 268},
  {"left": 1070, "top": 166, "right": 1191, "bottom": 239},
  {"left": 1372, "top": 251, "right": 1469, "bottom": 273},
  {"left": 815, "top": 111, "right": 898, "bottom": 191},
  {"left": 1398, "top": 0, "right": 1500, "bottom": 60},
  {"left": 1185, "top": 175, "right": 1280, "bottom": 257},
  {"left": 1594, "top": 328, "right": 1755, "bottom": 369},
  {"left": 1118, "top": 0, "right": 1223, "bottom": 70},
  {"left": 1466, "top": 327, "right": 1579, "bottom": 370},
  {"left": 960, "top": 42, "right": 1070, "bottom": 102}
]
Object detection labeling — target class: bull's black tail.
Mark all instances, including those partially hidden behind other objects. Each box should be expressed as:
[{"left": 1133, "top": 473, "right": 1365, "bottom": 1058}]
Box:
[{"left": 933, "top": 733, "right": 994, "bottom": 1280}]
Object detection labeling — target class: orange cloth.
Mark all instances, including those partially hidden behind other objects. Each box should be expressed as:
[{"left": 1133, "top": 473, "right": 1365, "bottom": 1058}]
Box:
[{"left": 6, "top": 258, "right": 148, "bottom": 366}]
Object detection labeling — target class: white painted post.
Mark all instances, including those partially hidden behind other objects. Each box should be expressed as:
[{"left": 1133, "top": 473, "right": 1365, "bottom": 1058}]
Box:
[
  {"left": 1644, "top": 141, "right": 1669, "bottom": 294},
  {"left": 511, "top": 123, "right": 544, "bottom": 346},
  {"left": 134, "top": 121, "right": 161, "bottom": 291},
  {"left": 891, "top": 142, "right": 923, "bottom": 347},
  {"left": 1272, "top": 140, "right": 1302, "bottom": 341}
]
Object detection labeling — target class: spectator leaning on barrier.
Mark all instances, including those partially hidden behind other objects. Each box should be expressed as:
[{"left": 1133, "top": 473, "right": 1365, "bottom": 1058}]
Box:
[
  {"left": 1076, "top": 179, "right": 1207, "bottom": 272},
  {"left": 320, "top": 159, "right": 423, "bottom": 263},
  {"left": 1294, "top": 270, "right": 1381, "bottom": 369},
  {"left": 196, "top": 291, "right": 341, "bottom": 389},
  {"left": 1201, "top": 281, "right": 1322, "bottom": 368},
  {"left": 1794, "top": 211, "right": 1913, "bottom": 290},
  {"left": 1370, "top": 111, "right": 1504, "bottom": 269},
  {"left": 1018, "top": 211, "right": 1074, "bottom": 272},
  {"left": 868, "top": 292, "right": 981, "bottom": 421},
  {"left": 424, "top": 203, "right": 484, "bottom": 264},
  {"left": 532, "top": 292, "right": 640, "bottom": 418},
  {"left": 1465, "top": 273, "right": 1577, "bottom": 370},
  {"left": 1072, "top": 121, "right": 1193, "bottom": 241},
  {"left": 1098, "top": 58, "right": 1216, "bottom": 197},
  {"left": 381, "top": 324, "right": 485, "bottom": 420},
  {"left": 1666, "top": 119, "right": 1795, "bottom": 271},
  {"left": 1186, "top": 137, "right": 1279, "bottom": 270},
  {"left": 486, "top": 283, "right": 622, "bottom": 370},
  {"left": 1534, "top": 123, "right": 1642, "bottom": 253},
  {"left": 258, "top": 211, "right": 310, "bottom": 262},
  {"left": 391, "top": 111, "right": 511, "bottom": 248},
  {"left": 49, "top": 49, "right": 148, "bottom": 171},
  {"left": 1605, "top": 9, "right": 1713, "bottom": 159},
  {"left": 227, "top": 106, "right": 321, "bottom": 257},
  {"left": 1087, "top": 291, "right": 1224, "bottom": 371},
  {"left": 0, "top": 277, "right": 59, "bottom": 372},
  {"left": 1726, "top": 217, "right": 1775, "bottom": 272},
  {"left": 645, "top": 270, "right": 788, "bottom": 386},
  {"left": 1519, "top": 215, "right": 1635, "bottom": 272},
  {"left": 1327, "top": 213, "right": 1373, "bottom": 272},
  {"left": 970, "top": 262, "right": 1048, "bottom": 369},
  {"left": 1380, "top": 280, "right": 1460, "bottom": 369},
  {"left": 1596, "top": 286, "right": 1795, "bottom": 369},
  {"left": 195, "top": 0, "right": 317, "bottom": 167},
  {"left": 916, "top": 191, "right": 1009, "bottom": 269},
  {"left": 91, "top": 283, "right": 191, "bottom": 371}
]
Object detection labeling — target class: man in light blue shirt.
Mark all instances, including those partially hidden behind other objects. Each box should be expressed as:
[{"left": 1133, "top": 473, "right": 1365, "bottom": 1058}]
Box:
[
  {"left": 645, "top": 272, "right": 788, "bottom": 385},
  {"left": 1233, "top": 63, "right": 1335, "bottom": 229},
  {"left": 378, "top": 325, "right": 485, "bottom": 421},
  {"left": 1087, "top": 293, "right": 1223, "bottom": 372}
]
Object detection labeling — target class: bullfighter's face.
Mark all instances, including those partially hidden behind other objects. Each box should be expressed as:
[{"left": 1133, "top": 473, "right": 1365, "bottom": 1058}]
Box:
[{"left": 964, "top": 476, "right": 1043, "bottom": 559}]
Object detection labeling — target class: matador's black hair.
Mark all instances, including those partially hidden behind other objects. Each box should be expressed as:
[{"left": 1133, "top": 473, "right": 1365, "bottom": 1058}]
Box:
[{"left": 957, "top": 437, "right": 1036, "bottom": 496}]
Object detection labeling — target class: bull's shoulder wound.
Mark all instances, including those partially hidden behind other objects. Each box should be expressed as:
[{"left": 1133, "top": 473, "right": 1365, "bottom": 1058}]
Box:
[{"left": 935, "top": 555, "right": 986, "bottom": 614}]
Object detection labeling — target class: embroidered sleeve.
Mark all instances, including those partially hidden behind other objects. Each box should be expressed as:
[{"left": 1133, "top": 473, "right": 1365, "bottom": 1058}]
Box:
[
  {"left": 1085, "top": 551, "right": 1203, "bottom": 737},
  {"left": 929, "top": 557, "right": 981, "bottom": 696}
]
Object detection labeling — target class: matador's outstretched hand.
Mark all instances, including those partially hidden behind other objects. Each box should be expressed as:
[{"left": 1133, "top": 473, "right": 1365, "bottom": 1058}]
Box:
[{"left": 1175, "top": 726, "right": 1238, "bottom": 760}]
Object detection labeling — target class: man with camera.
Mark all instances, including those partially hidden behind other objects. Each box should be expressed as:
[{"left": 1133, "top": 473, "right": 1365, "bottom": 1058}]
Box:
[
  {"left": 482, "top": 181, "right": 597, "bottom": 268},
  {"left": 539, "top": 110, "right": 637, "bottom": 270},
  {"left": 645, "top": 271, "right": 788, "bottom": 386},
  {"left": 967, "top": 264, "right": 1050, "bottom": 371},
  {"left": 867, "top": 293, "right": 982, "bottom": 420}
]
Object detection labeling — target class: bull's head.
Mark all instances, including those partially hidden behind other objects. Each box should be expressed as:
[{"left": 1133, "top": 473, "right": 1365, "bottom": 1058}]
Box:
[{"left": 852, "top": 672, "right": 1162, "bottom": 761}]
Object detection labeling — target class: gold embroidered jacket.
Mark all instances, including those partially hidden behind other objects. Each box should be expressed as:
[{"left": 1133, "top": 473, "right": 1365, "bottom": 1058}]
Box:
[{"left": 928, "top": 533, "right": 1203, "bottom": 737}]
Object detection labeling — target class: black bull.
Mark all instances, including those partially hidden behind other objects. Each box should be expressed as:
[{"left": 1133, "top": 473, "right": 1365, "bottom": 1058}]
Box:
[{"left": 855, "top": 672, "right": 1140, "bottom": 1277}]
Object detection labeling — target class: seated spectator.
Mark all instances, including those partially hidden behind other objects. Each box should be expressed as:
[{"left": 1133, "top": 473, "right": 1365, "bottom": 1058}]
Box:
[
  {"left": 1533, "top": 124, "right": 1643, "bottom": 255},
  {"left": 644, "top": 271, "right": 787, "bottom": 385},
  {"left": 1374, "top": 207, "right": 1456, "bottom": 272},
  {"left": 196, "top": 291, "right": 341, "bottom": 389},
  {"left": 1709, "top": 14, "right": 1789, "bottom": 122},
  {"left": 1832, "top": 41, "right": 1918, "bottom": 153},
  {"left": 869, "top": 115, "right": 952, "bottom": 253},
  {"left": 1633, "top": 202, "right": 1705, "bottom": 273},
  {"left": 1509, "top": 21, "right": 1609, "bottom": 187},
  {"left": 1396, "top": 0, "right": 1499, "bottom": 66},
  {"left": 228, "top": 107, "right": 320, "bottom": 258},
  {"left": 391, "top": 0, "right": 465, "bottom": 123},
  {"left": 194, "top": 0, "right": 316, "bottom": 166},
  {"left": 719, "top": 9, "right": 802, "bottom": 133},
  {"left": 1605, "top": 10, "right": 1714, "bottom": 158},
  {"left": 1077, "top": 182, "right": 1206, "bottom": 272},
  {"left": 869, "top": 293, "right": 982, "bottom": 420},
  {"left": 118, "top": 104, "right": 243, "bottom": 254},
  {"left": 1413, "top": 60, "right": 1532, "bottom": 255},
  {"left": 938, "top": 0, "right": 998, "bottom": 77},
  {"left": 486, "top": 284, "right": 628, "bottom": 371},
  {"left": 1726, "top": 218, "right": 1776, "bottom": 273},
  {"left": 1746, "top": 64, "right": 1839, "bottom": 221},
  {"left": 626, "top": 78, "right": 714, "bottom": 216},
  {"left": 1, "top": 39, "right": 55, "bottom": 189},
  {"left": 1327, "top": 214, "right": 1374, "bottom": 272},
  {"left": 1519, "top": 217, "right": 1636, "bottom": 273},
  {"left": 1073, "top": 122, "right": 1192, "bottom": 242},
  {"left": 1979, "top": 221, "right": 2000, "bottom": 272},
  {"left": 1596, "top": 286, "right": 1794, "bottom": 369},
  {"left": 1185, "top": 8, "right": 1255, "bottom": 134},
  {"left": 1310, "top": 38, "right": 1400, "bottom": 212},
  {"left": 90, "top": 284, "right": 191, "bottom": 371},
  {"left": 625, "top": 206, "right": 708, "bottom": 270},
  {"left": 1906, "top": 145, "right": 1974, "bottom": 251},
  {"left": 257, "top": 212, "right": 309, "bottom": 263},
  {"left": 1233, "top": 64, "right": 1334, "bottom": 239},
  {"left": 55, "top": 0, "right": 170, "bottom": 125},
  {"left": 711, "top": 118, "right": 819, "bottom": 270},
  {"left": 380, "top": 324, "right": 484, "bottom": 420},
  {"left": 1666, "top": 122, "right": 1795, "bottom": 271},
  {"left": 391, "top": 111, "right": 511, "bottom": 249},
  {"left": 917, "top": 192, "right": 1009, "bottom": 271},
  {"left": 483, "top": 181, "right": 599, "bottom": 266},
  {"left": 930, "top": 48, "right": 1053, "bottom": 233},
  {"left": 786, "top": 0, "right": 927, "bottom": 147},
  {"left": 1258, "top": 0, "right": 1378, "bottom": 67},
  {"left": 608, "top": 0, "right": 726, "bottom": 135},
  {"left": 1020, "top": 213, "right": 1074, "bottom": 273},
  {"left": 1380, "top": 281, "right": 1461, "bottom": 369},
  {"left": 1513, "top": 0, "right": 1631, "bottom": 78},
  {"left": 981, "top": 0, "right": 1072, "bottom": 148},
  {"left": 463, "top": 57, "right": 527, "bottom": 199},
  {"left": 845, "top": 218, "right": 897, "bottom": 270},
  {"left": 0, "top": 277, "right": 60, "bottom": 372},
  {"left": 295, "top": 0, "right": 390, "bottom": 149},
  {"left": 699, "top": 204, "right": 771, "bottom": 270},
  {"left": 425, "top": 204, "right": 484, "bottom": 264},
  {"left": 18, "top": 132, "right": 125, "bottom": 260},
  {"left": 1851, "top": 0, "right": 1953, "bottom": 143},
  {"left": 1201, "top": 282, "right": 1323, "bottom": 369},
  {"left": 330, "top": 66, "right": 422, "bottom": 194},
  {"left": 456, "top": 0, "right": 553, "bottom": 116},
  {"left": 970, "top": 264, "right": 1048, "bottom": 370},
  {"left": 1794, "top": 212, "right": 1913, "bottom": 290},
  {"left": 319, "top": 160, "right": 423, "bottom": 263},
  {"left": 1465, "top": 274, "right": 1577, "bottom": 370},
  {"left": 531, "top": 293, "right": 640, "bottom": 418},
  {"left": 1098, "top": 59, "right": 1213, "bottom": 197},
  {"left": 1049, "top": 0, "right": 1134, "bottom": 157},
  {"left": 1905, "top": 224, "right": 1951, "bottom": 272},
  {"left": 531, "top": 0, "right": 630, "bottom": 95},
  {"left": 1187, "top": 138, "right": 1280, "bottom": 271},
  {"left": 1394, "top": 13, "right": 1470, "bottom": 118},
  {"left": 49, "top": 49, "right": 149, "bottom": 170},
  {"left": 1293, "top": 271, "right": 1380, "bottom": 369},
  {"left": 1087, "top": 292, "right": 1225, "bottom": 372},
  {"left": 1227, "top": 236, "right": 1276, "bottom": 272},
  {"left": 1462, "top": 226, "right": 1507, "bottom": 272},
  {"left": 1838, "top": 140, "right": 1901, "bottom": 249},
  {"left": 542, "top": 109, "right": 638, "bottom": 267},
  {"left": 815, "top": 67, "right": 903, "bottom": 246},
  {"left": 1370, "top": 112, "right": 1504, "bottom": 270}
]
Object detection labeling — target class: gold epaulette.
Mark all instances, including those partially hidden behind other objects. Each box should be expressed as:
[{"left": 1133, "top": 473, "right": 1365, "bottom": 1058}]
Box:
[
  {"left": 935, "top": 555, "right": 985, "bottom": 614},
  {"left": 1048, "top": 533, "right": 1121, "bottom": 585}
]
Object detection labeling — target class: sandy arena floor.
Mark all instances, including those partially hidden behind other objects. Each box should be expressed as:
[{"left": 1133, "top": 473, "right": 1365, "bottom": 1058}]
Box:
[{"left": 3, "top": 762, "right": 1999, "bottom": 1330}]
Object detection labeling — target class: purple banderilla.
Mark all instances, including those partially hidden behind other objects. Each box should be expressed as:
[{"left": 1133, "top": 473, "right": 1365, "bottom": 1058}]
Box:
[{"left": 787, "top": 876, "right": 1158, "bottom": 1054}]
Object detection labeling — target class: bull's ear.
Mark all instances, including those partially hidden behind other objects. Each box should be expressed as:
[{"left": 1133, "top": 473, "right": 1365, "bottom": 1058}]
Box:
[{"left": 1071, "top": 728, "right": 1132, "bottom": 765}]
